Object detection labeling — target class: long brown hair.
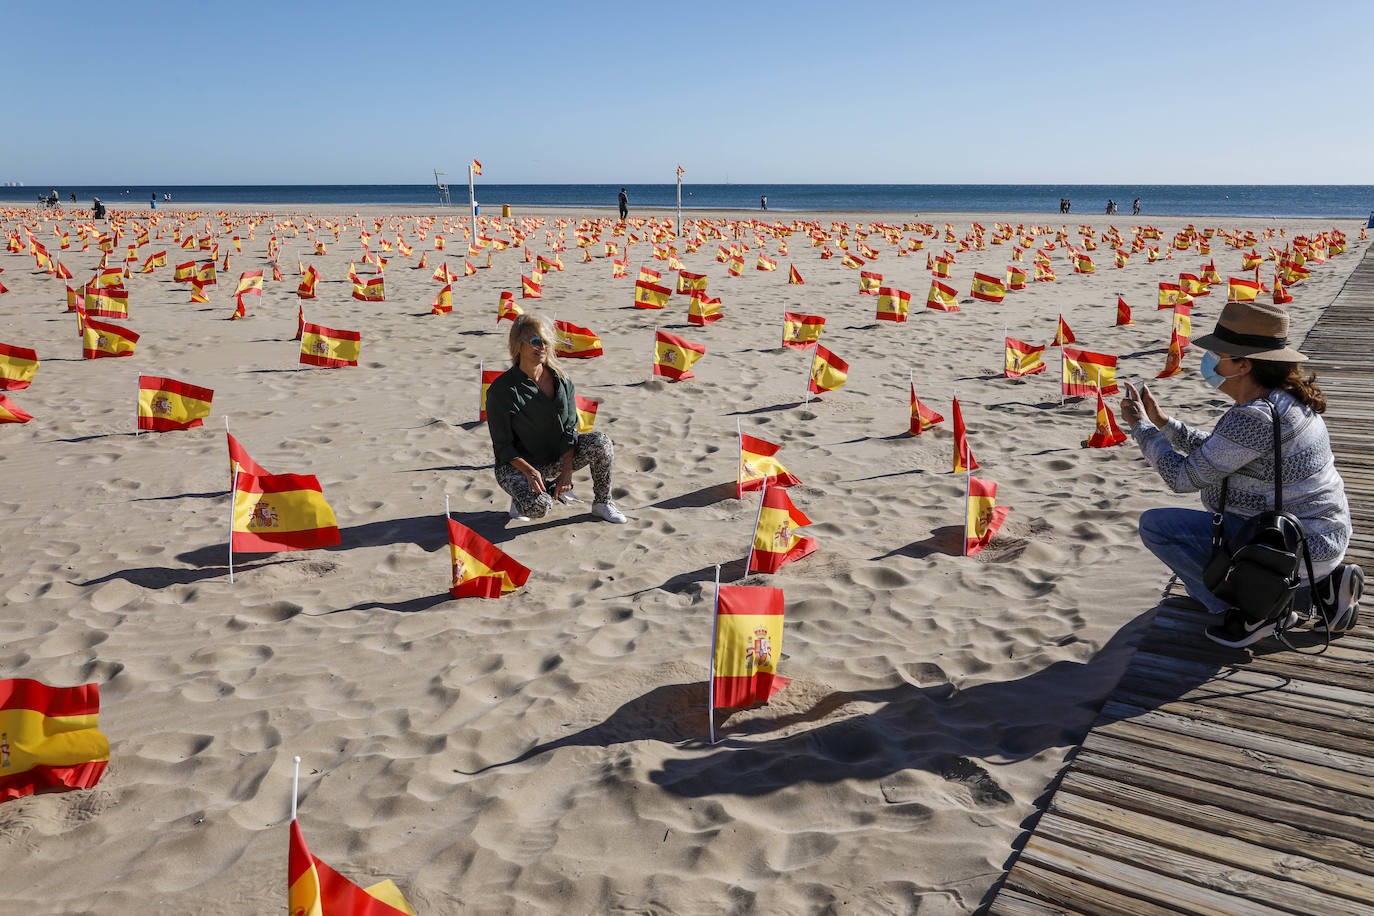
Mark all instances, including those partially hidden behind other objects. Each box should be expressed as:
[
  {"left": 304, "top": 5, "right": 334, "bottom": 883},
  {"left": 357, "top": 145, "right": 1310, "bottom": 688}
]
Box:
[
  {"left": 507, "top": 314, "right": 566, "bottom": 379},
  {"left": 1248, "top": 359, "right": 1326, "bottom": 414}
]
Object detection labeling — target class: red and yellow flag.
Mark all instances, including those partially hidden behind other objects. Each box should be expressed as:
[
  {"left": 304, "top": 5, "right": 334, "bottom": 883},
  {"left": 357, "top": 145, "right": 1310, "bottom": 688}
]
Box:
[
  {"left": 738, "top": 433, "right": 802, "bottom": 498},
  {"left": 1004, "top": 337, "right": 1046, "bottom": 378},
  {"left": 788, "top": 264, "right": 804, "bottom": 285},
  {"left": 0, "top": 392, "right": 32, "bottom": 424},
  {"left": 1053, "top": 315, "right": 1076, "bottom": 346},
  {"left": 1227, "top": 276, "right": 1260, "bottom": 302},
  {"left": 1115, "top": 296, "right": 1133, "bottom": 326},
  {"left": 859, "top": 270, "right": 882, "bottom": 295},
  {"left": 1073, "top": 252, "right": 1095, "bottom": 274},
  {"left": 471, "top": 158, "right": 482, "bottom": 175},
  {"left": 288, "top": 819, "right": 415, "bottom": 916},
  {"left": 352, "top": 276, "right": 385, "bottom": 301},
  {"left": 909, "top": 385, "right": 944, "bottom": 435},
  {"left": 634, "top": 279, "right": 672, "bottom": 309},
  {"left": 138, "top": 376, "right": 213, "bottom": 431},
  {"left": 1157, "top": 282, "right": 1183, "bottom": 309},
  {"left": 448, "top": 518, "right": 530, "bottom": 598},
  {"left": 653, "top": 330, "right": 706, "bottom": 380},
  {"left": 235, "top": 270, "right": 264, "bottom": 299},
  {"left": 0, "top": 679, "right": 109, "bottom": 803},
  {"left": 1179, "top": 273, "right": 1208, "bottom": 297},
  {"left": 0, "top": 343, "right": 39, "bottom": 390},
  {"left": 195, "top": 261, "right": 217, "bottom": 285},
  {"left": 498, "top": 291, "right": 524, "bottom": 323},
  {"left": 756, "top": 253, "right": 778, "bottom": 271},
  {"left": 1084, "top": 387, "right": 1127, "bottom": 448},
  {"left": 1173, "top": 303, "right": 1192, "bottom": 346},
  {"left": 300, "top": 323, "right": 361, "bottom": 368},
  {"left": 782, "top": 311, "right": 824, "bottom": 349},
  {"left": 711, "top": 584, "right": 790, "bottom": 709},
  {"left": 676, "top": 270, "right": 707, "bottom": 295},
  {"left": 808, "top": 346, "right": 848, "bottom": 393},
  {"left": 575, "top": 395, "right": 599, "bottom": 433},
  {"left": 1158, "top": 328, "right": 1184, "bottom": 378},
  {"left": 1061, "top": 348, "right": 1118, "bottom": 397},
  {"left": 1006, "top": 264, "right": 1028, "bottom": 289},
  {"left": 748, "top": 486, "right": 818, "bottom": 574},
  {"left": 965, "top": 476, "right": 1009, "bottom": 557},
  {"left": 431, "top": 284, "right": 453, "bottom": 314},
  {"left": 611, "top": 259, "right": 628, "bottom": 279},
  {"left": 555, "top": 320, "right": 603, "bottom": 358},
  {"left": 520, "top": 274, "right": 542, "bottom": 299},
  {"left": 231, "top": 472, "right": 340, "bottom": 553},
  {"left": 86, "top": 285, "right": 129, "bottom": 319},
  {"left": 971, "top": 272, "right": 1006, "bottom": 303},
  {"left": 953, "top": 396, "right": 978, "bottom": 472},
  {"left": 876, "top": 287, "right": 911, "bottom": 322},
  {"left": 227, "top": 431, "right": 269, "bottom": 482},
  {"left": 82, "top": 318, "right": 139, "bottom": 359},
  {"left": 479, "top": 367, "right": 503, "bottom": 421},
  {"left": 688, "top": 292, "right": 723, "bottom": 326},
  {"left": 841, "top": 252, "right": 864, "bottom": 269},
  {"left": 297, "top": 265, "right": 320, "bottom": 299},
  {"left": 927, "top": 280, "right": 960, "bottom": 312}
]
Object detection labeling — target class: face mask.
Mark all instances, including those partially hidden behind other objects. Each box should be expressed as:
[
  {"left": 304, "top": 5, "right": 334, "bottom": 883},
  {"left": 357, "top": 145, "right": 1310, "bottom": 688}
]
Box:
[{"left": 1200, "top": 351, "right": 1243, "bottom": 389}]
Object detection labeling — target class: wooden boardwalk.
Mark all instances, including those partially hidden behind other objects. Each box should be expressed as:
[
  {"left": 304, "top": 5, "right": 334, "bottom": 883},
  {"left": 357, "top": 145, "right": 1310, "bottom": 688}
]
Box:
[{"left": 989, "top": 244, "right": 1374, "bottom": 916}]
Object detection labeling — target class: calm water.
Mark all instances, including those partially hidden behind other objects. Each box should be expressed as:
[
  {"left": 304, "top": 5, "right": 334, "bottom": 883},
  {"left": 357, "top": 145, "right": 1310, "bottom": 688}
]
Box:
[{"left": 4, "top": 184, "right": 1372, "bottom": 219}]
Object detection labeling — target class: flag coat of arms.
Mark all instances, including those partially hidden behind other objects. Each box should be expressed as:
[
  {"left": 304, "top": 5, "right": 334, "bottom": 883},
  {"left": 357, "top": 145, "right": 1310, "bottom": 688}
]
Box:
[
  {"left": 971, "top": 272, "right": 1006, "bottom": 302},
  {"left": 711, "top": 584, "right": 789, "bottom": 709},
  {"left": 555, "top": 320, "right": 603, "bottom": 358},
  {"left": 859, "top": 270, "right": 882, "bottom": 295},
  {"left": 909, "top": 385, "right": 944, "bottom": 435},
  {"left": 231, "top": 472, "right": 340, "bottom": 552},
  {"left": 965, "top": 476, "right": 1010, "bottom": 557},
  {"left": 1084, "top": 388, "right": 1127, "bottom": 448},
  {"left": 86, "top": 285, "right": 129, "bottom": 319},
  {"left": 0, "top": 343, "right": 39, "bottom": 390},
  {"left": 1158, "top": 282, "right": 1183, "bottom": 309},
  {"left": 1004, "top": 338, "right": 1047, "bottom": 378},
  {"left": 448, "top": 518, "right": 530, "bottom": 598},
  {"left": 0, "top": 679, "right": 109, "bottom": 803},
  {"left": 300, "top": 323, "right": 361, "bottom": 368},
  {"left": 953, "top": 396, "right": 978, "bottom": 472},
  {"left": 876, "top": 287, "right": 911, "bottom": 322},
  {"left": 82, "top": 318, "right": 139, "bottom": 359},
  {"left": 235, "top": 270, "right": 264, "bottom": 300},
  {"left": 138, "top": 376, "right": 213, "bottom": 431},
  {"left": 782, "top": 312, "right": 824, "bottom": 348},
  {"left": 1061, "top": 348, "right": 1119, "bottom": 397},
  {"left": 927, "top": 280, "right": 960, "bottom": 312},
  {"left": 747, "top": 486, "right": 818, "bottom": 574},
  {"left": 352, "top": 277, "right": 385, "bottom": 302},
  {"left": 676, "top": 270, "right": 707, "bottom": 295},
  {"left": 653, "top": 330, "right": 706, "bottom": 380},
  {"left": 431, "top": 284, "right": 453, "bottom": 314},
  {"left": 289, "top": 819, "right": 416, "bottom": 916},
  {"left": 738, "top": 433, "right": 801, "bottom": 498},
  {"left": 575, "top": 395, "right": 599, "bottom": 433},
  {"left": 808, "top": 346, "right": 848, "bottom": 393}
]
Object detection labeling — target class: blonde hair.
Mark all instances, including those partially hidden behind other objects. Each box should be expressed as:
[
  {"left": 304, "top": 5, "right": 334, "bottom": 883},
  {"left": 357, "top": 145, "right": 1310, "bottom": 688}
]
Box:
[{"left": 507, "top": 314, "right": 566, "bottom": 379}]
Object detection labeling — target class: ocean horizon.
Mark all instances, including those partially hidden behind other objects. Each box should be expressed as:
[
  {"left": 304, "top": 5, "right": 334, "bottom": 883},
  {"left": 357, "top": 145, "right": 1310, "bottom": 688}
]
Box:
[{"left": 3, "top": 183, "right": 1372, "bottom": 219}]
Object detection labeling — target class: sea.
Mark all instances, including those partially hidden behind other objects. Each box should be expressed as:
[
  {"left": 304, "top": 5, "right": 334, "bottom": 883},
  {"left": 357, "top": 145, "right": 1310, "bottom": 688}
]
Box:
[{"left": 3, "top": 184, "right": 1372, "bottom": 219}]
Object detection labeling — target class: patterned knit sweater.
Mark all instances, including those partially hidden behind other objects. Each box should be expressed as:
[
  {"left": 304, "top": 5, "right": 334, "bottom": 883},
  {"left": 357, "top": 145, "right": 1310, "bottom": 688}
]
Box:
[{"left": 1130, "top": 389, "right": 1351, "bottom": 576}]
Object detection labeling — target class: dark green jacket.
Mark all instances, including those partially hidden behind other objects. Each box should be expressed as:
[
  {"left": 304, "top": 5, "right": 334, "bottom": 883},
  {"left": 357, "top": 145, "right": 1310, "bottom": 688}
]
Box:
[{"left": 486, "top": 365, "right": 577, "bottom": 468}]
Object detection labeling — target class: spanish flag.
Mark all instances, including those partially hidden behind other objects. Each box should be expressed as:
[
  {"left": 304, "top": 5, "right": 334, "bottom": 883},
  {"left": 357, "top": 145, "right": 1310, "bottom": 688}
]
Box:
[
  {"left": 653, "top": 330, "right": 706, "bottom": 380},
  {"left": 433, "top": 261, "right": 458, "bottom": 283},
  {"left": 1157, "top": 282, "right": 1182, "bottom": 309},
  {"left": 1004, "top": 337, "right": 1046, "bottom": 378},
  {"left": 96, "top": 266, "right": 124, "bottom": 288},
  {"left": 82, "top": 318, "right": 139, "bottom": 359},
  {"left": 909, "top": 385, "right": 943, "bottom": 435},
  {"left": 970, "top": 272, "right": 1006, "bottom": 303},
  {"left": 1227, "top": 276, "right": 1260, "bottom": 302},
  {"left": 0, "top": 343, "right": 39, "bottom": 390},
  {"left": 611, "top": 259, "right": 628, "bottom": 279},
  {"left": 782, "top": 311, "right": 824, "bottom": 349},
  {"left": 931, "top": 255, "right": 952, "bottom": 278},
  {"left": 228, "top": 431, "right": 270, "bottom": 483},
  {"left": 1053, "top": 314, "right": 1076, "bottom": 346},
  {"left": 352, "top": 276, "right": 385, "bottom": 302},
  {"left": 555, "top": 320, "right": 603, "bottom": 358},
  {"left": 1273, "top": 276, "right": 1293, "bottom": 305},
  {"left": 1115, "top": 296, "right": 1133, "bottom": 326},
  {"left": 521, "top": 274, "right": 542, "bottom": 299},
  {"left": 297, "top": 265, "right": 320, "bottom": 299},
  {"left": 87, "top": 285, "right": 129, "bottom": 319},
  {"left": 634, "top": 279, "right": 672, "bottom": 309},
  {"left": 431, "top": 284, "right": 453, "bottom": 314},
  {"left": 927, "top": 280, "right": 960, "bottom": 312},
  {"left": 1173, "top": 303, "right": 1192, "bottom": 346},
  {"left": 711, "top": 584, "right": 789, "bottom": 710},
  {"left": 1157, "top": 328, "right": 1184, "bottom": 378},
  {"left": 498, "top": 291, "right": 523, "bottom": 323},
  {"left": 288, "top": 819, "right": 416, "bottom": 916},
  {"left": 754, "top": 253, "right": 777, "bottom": 272},
  {"left": 1006, "top": 264, "right": 1028, "bottom": 290},
  {"left": 300, "top": 323, "right": 361, "bottom": 368},
  {"left": 479, "top": 367, "right": 503, "bottom": 421},
  {"left": 738, "top": 433, "right": 802, "bottom": 498},
  {"left": 0, "top": 393, "right": 32, "bottom": 424},
  {"left": 747, "top": 486, "right": 817, "bottom": 574},
  {"left": 788, "top": 264, "right": 804, "bottom": 285},
  {"left": 1242, "top": 250, "right": 1263, "bottom": 270},
  {"left": 953, "top": 396, "right": 978, "bottom": 472},
  {"left": 0, "top": 679, "right": 109, "bottom": 802},
  {"left": 448, "top": 518, "right": 530, "bottom": 599},
  {"left": 191, "top": 280, "right": 210, "bottom": 304},
  {"left": 639, "top": 265, "right": 662, "bottom": 284},
  {"left": 808, "top": 346, "right": 848, "bottom": 394},
  {"left": 1179, "top": 273, "right": 1209, "bottom": 297},
  {"left": 677, "top": 270, "right": 708, "bottom": 295},
  {"left": 1084, "top": 387, "right": 1126, "bottom": 448},
  {"left": 727, "top": 255, "right": 745, "bottom": 276},
  {"left": 1113, "top": 249, "right": 1129, "bottom": 269},
  {"left": 841, "top": 252, "right": 864, "bottom": 269},
  {"left": 235, "top": 270, "right": 264, "bottom": 300},
  {"left": 575, "top": 395, "right": 599, "bottom": 433},
  {"left": 859, "top": 270, "right": 882, "bottom": 295},
  {"left": 231, "top": 472, "right": 340, "bottom": 553},
  {"left": 876, "top": 287, "right": 911, "bottom": 322},
  {"left": 196, "top": 261, "right": 217, "bottom": 285},
  {"left": 471, "top": 158, "right": 482, "bottom": 175},
  {"left": 1073, "top": 252, "right": 1095, "bottom": 273},
  {"left": 965, "top": 476, "right": 1009, "bottom": 557},
  {"left": 137, "top": 376, "right": 213, "bottom": 432},
  {"left": 1034, "top": 260, "right": 1057, "bottom": 282},
  {"left": 688, "top": 292, "right": 723, "bottom": 326},
  {"left": 1061, "top": 348, "right": 1118, "bottom": 397}
]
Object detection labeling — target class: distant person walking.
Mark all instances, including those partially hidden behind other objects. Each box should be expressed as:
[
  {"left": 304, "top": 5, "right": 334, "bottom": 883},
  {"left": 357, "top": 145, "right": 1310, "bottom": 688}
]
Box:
[
  {"left": 761, "top": 195, "right": 767, "bottom": 210},
  {"left": 1133, "top": 197, "right": 1141, "bottom": 215},
  {"left": 618, "top": 187, "right": 628, "bottom": 220}
]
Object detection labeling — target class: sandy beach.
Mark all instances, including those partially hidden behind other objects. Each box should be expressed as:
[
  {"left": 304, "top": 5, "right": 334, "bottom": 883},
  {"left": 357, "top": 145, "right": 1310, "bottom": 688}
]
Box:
[{"left": 1, "top": 203, "right": 1364, "bottom": 914}]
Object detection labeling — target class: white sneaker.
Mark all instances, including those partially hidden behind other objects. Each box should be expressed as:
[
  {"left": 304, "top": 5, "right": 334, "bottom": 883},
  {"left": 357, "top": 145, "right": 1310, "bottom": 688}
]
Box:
[
  {"left": 591, "top": 502, "right": 627, "bottom": 524},
  {"left": 509, "top": 499, "right": 530, "bottom": 522},
  {"left": 557, "top": 490, "right": 583, "bottom": 505},
  {"left": 1315, "top": 564, "right": 1363, "bottom": 632}
]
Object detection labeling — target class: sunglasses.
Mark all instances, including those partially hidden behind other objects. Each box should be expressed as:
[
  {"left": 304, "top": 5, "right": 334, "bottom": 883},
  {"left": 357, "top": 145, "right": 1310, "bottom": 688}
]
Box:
[{"left": 526, "top": 336, "right": 547, "bottom": 348}]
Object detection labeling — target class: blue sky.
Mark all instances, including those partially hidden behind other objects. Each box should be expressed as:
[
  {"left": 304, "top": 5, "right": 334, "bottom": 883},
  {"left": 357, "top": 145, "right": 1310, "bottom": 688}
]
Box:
[{"left": 4, "top": 1, "right": 1370, "bottom": 185}]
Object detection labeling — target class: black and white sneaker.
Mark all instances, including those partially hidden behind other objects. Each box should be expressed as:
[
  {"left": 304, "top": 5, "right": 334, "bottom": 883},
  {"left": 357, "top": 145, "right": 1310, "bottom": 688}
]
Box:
[
  {"left": 1205, "top": 609, "right": 1300, "bottom": 648},
  {"left": 1314, "top": 564, "right": 1363, "bottom": 633}
]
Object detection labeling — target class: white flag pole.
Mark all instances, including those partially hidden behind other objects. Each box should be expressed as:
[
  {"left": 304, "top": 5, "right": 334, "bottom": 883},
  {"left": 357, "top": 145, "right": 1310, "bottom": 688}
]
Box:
[
  {"left": 291, "top": 755, "right": 300, "bottom": 822},
  {"left": 745, "top": 484, "right": 767, "bottom": 575},
  {"left": 676, "top": 169, "right": 682, "bottom": 241},
  {"left": 134, "top": 373, "right": 140, "bottom": 435},
  {"left": 468, "top": 162, "right": 478, "bottom": 252},
  {"left": 1058, "top": 313, "right": 1065, "bottom": 407},
  {"left": 803, "top": 351, "right": 813, "bottom": 406},
  {"left": 780, "top": 302, "right": 786, "bottom": 349},
  {"left": 963, "top": 468, "right": 972, "bottom": 558},
  {"left": 478, "top": 359, "right": 484, "bottom": 423},
  {"left": 736, "top": 417, "right": 744, "bottom": 499},
  {"left": 708, "top": 563, "right": 720, "bottom": 745},
  {"left": 228, "top": 467, "right": 239, "bottom": 584}
]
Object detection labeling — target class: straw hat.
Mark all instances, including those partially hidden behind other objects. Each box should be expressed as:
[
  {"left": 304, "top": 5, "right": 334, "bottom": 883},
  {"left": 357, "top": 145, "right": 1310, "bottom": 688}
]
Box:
[{"left": 1192, "top": 300, "right": 1307, "bottom": 362}]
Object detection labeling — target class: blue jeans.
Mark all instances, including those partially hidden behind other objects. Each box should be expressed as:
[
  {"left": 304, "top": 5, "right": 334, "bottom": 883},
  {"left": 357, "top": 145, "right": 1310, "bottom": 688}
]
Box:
[{"left": 1139, "top": 508, "right": 1313, "bottom": 614}]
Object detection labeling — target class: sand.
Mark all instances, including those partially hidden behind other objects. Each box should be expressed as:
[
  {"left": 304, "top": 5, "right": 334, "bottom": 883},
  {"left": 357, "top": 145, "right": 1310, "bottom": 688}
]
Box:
[{"left": 0, "top": 202, "right": 1364, "bottom": 914}]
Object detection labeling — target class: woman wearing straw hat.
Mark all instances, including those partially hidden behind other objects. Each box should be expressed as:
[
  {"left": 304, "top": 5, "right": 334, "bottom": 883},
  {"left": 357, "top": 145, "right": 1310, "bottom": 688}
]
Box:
[{"left": 1120, "top": 299, "right": 1361, "bottom": 647}]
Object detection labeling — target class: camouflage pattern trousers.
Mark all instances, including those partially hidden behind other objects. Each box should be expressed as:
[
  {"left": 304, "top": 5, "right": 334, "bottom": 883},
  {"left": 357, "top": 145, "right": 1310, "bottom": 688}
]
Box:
[{"left": 493, "top": 431, "right": 614, "bottom": 518}]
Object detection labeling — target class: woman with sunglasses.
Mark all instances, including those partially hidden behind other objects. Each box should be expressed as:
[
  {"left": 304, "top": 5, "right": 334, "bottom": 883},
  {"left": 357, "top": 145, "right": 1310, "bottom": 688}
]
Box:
[
  {"left": 1120, "top": 300, "right": 1360, "bottom": 647},
  {"left": 485, "top": 314, "right": 627, "bottom": 524}
]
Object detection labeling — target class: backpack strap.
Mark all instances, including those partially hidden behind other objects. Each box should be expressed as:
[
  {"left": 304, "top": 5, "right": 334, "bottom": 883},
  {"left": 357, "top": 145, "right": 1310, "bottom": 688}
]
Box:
[
  {"left": 1269, "top": 397, "right": 1283, "bottom": 514},
  {"left": 1211, "top": 479, "right": 1228, "bottom": 551}
]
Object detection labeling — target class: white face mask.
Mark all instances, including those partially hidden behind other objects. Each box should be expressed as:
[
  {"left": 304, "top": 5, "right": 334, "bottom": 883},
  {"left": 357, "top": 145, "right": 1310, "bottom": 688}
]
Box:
[{"left": 1200, "top": 351, "right": 1244, "bottom": 389}]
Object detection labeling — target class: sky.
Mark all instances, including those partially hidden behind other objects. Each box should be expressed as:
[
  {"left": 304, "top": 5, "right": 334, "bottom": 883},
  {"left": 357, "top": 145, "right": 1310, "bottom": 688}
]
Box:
[{"left": 4, "top": 0, "right": 1372, "bottom": 186}]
